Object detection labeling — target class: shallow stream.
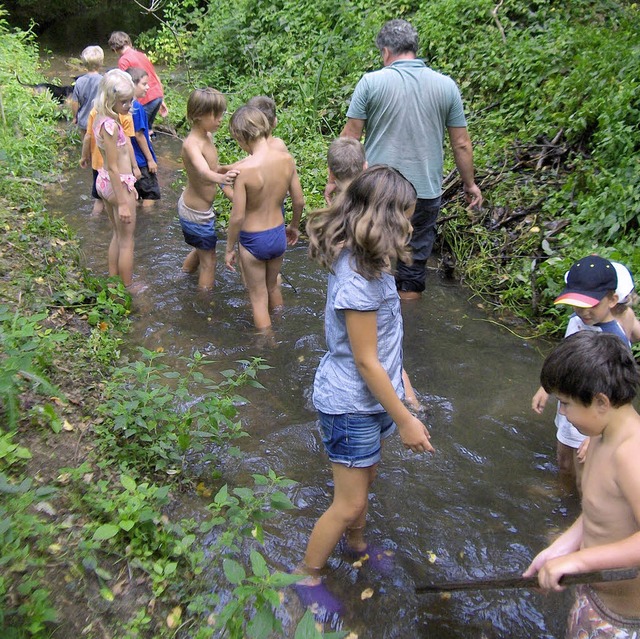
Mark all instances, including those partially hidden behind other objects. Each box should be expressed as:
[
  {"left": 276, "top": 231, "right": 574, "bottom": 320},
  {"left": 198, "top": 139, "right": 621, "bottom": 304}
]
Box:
[{"left": 43, "top": 128, "right": 581, "bottom": 638}]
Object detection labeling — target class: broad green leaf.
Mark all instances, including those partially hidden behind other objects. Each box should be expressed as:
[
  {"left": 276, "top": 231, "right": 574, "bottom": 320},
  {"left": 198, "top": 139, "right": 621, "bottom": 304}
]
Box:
[
  {"left": 99, "top": 587, "right": 114, "bottom": 601},
  {"left": 270, "top": 572, "right": 304, "bottom": 587},
  {"left": 93, "top": 524, "right": 120, "bottom": 540},
  {"left": 120, "top": 475, "right": 136, "bottom": 492},
  {"left": 270, "top": 491, "right": 295, "bottom": 510},
  {"left": 223, "top": 558, "right": 246, "bottom": 585},
  {"left": 246, "top": 608, "right": 275, "bottom": 639},
  {"left": 249, "top": 550, "right": 269, "bottom": 578},
  {"left": 294, "top": 610, "right": 322, "bottom": 639}
]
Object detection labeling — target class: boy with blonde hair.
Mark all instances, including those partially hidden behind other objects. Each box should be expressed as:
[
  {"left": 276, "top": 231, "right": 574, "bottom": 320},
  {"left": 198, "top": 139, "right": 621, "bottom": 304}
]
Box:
[
  {"left": 327, "top": 137, "right": 367, "bottom": 195},
  {"left": 524, "top": 330, "right": 640, "bottom": 637},
  {"left": 225, "top": 105, "right": 304, "bottom": 331},
  {"left": 72, "top": 45, "right": 104, "bottom": 134}
]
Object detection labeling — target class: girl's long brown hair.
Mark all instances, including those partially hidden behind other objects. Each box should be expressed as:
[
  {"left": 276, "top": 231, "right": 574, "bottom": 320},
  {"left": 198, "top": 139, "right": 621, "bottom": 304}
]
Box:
[{"left": 307, "top": 165, "right": 415, "bottom": 279}]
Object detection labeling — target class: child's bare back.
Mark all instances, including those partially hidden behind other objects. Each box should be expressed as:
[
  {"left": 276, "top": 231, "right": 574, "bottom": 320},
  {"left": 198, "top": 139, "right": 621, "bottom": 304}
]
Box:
[
  {"left": 224, "top": 105, "right": 304, "bottom": 331},
  {"left": 234, "top": 145, "right": 296, "bottom": 232}
]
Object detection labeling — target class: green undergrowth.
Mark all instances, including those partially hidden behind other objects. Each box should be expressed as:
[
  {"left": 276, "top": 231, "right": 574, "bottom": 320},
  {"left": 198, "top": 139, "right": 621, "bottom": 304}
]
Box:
[
  {"left": 0, "top": 9, "right": 343, "bottom": 638},
  {"left": 144, "top": 0, "right": 639, "bottom": 336}
]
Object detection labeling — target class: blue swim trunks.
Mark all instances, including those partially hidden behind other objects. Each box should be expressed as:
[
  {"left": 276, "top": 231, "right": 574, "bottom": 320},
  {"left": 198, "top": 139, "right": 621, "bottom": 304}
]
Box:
[
  {"left": 239, "top": 223, "right": 286, "bottom": 261},
  {"left": 180, "top": 218, "right": 217, "bottom": 250},
  {"left": 178, "top": 194, "right": 217, "bottom": 251}
]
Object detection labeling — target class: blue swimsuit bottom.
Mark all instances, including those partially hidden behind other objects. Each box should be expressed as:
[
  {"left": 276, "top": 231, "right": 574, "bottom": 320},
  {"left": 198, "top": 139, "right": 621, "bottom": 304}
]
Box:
[{"left": 239, "top": 223, "right": 286, "bottom": 261}]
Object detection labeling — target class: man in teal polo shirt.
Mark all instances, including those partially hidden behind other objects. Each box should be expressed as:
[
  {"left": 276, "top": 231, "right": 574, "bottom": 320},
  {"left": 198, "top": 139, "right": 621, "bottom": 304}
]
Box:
[{"left": 328, "top": 19, "right": 482, "bottom": 300}]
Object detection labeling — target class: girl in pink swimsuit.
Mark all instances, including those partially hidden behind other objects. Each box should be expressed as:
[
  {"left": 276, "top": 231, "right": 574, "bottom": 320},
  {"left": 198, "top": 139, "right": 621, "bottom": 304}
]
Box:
[{"left": 93, "top": 69, "right": 138, "bottom": 288}]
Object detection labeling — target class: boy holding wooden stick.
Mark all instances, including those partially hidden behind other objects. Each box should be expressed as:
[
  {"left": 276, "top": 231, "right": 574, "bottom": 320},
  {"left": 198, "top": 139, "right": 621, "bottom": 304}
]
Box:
[{"left": 524, "top": 331, "right": 640, "bottom": 637}]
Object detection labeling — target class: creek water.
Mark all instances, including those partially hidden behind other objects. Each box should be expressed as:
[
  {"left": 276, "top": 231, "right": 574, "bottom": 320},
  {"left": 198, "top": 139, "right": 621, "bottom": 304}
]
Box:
[{"left": 44, "top": 130, "right": 579, "bottom": 638}]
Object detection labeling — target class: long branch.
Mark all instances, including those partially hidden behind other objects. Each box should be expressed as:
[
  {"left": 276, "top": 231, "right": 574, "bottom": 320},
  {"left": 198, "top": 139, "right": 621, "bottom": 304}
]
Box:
[
  {"left": 491, "top": 0, "right": 506, "bottom": 44},
  {"left": 131, "top": 0, "right": 192, "bottom": 86}
]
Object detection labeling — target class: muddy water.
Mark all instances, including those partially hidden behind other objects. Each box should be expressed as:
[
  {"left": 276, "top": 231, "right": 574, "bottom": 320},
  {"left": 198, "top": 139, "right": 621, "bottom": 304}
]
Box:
[{"left": 48, "top": 132, "right": 577, "bottom": 638}]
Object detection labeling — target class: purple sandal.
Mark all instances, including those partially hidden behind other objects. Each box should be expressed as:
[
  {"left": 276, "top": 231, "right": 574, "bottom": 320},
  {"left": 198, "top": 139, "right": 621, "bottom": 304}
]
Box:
[
  {"left": 343, "top": 544, "right": 396, "bottom": 574},
  {"left": 294, "top": 581, "right": 343, "bottom": 625}
]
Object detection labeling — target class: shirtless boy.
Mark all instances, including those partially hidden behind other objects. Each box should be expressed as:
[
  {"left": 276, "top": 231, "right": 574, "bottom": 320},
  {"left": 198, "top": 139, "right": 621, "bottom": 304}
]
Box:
[
  {"left": 524, "top": 331, "right": 640, "bottom": 638},
  {"left": 220, "top": 96, "right": 296, "bottom": 205},
  {"left": 179, "top": 88, "right": 238, "bottom": 290},
  {"left": 225, "top": 105, "right": 304, "bottom": 331},
  {"left": 245, "top": 95, "right": 288, "bottom": 152}
]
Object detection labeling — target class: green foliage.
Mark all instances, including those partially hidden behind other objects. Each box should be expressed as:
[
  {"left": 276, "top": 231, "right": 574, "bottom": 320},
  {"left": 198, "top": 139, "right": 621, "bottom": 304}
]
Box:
[
  {"left": 0, "top": 432, "right": 31, "bottom": 471},
  {"left": 0, "top": 472, "right": 59, "bottom": 637},
  {"left": 0, "top": 8, "right": 65, "bottom": 207},
  {"left": 75, "top": 472, "right": 201, "bottom": 598},
  {"left": 195, "top": 471, "right": 341, "bottom": 639},
  {"left": 0, "top": 306, "right": 64, "bottom": 430},
  {"left": 95, "top": 348, "right": 270, "bottom": 477}
]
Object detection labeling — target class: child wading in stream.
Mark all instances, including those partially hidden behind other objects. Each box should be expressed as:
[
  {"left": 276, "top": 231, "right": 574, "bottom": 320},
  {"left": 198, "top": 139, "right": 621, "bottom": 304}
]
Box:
[
  {"left": 296, "top": 165, "right": 434, "bottom": 620},
  {"left": 92, "top": 69, "right": 139, "bottom": 289},
  {"left": 326, "top": 137, "right": 423, "bottom": 412},
  {"left": 179, "top": 88, "right": 238, "bottom": 290},
  {"left": 524, "top": 331, "right": 640, "bottom": 638},
  {"left": 224, "top": 105, "right": 304, "bottom": 332}
]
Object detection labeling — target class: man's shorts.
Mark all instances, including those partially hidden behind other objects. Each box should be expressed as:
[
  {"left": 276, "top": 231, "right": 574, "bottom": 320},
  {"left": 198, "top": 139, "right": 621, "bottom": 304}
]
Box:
[
  {"left": 318, "top": 411, "right": 396, "bottom": 468},
  {"left": 135, "top": 166, "right": 161, "bottom": 201},
  {"left": 566, "top": 585, "right": 640, "bottom": 638}
]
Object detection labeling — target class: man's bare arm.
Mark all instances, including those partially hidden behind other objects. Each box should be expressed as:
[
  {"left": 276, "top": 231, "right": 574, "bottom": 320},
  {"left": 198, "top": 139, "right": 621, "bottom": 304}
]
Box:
[
  {"left": 448, "top": 126, "right": 482, "bottom": 209},
  {"left": 341, "top": 118, "right": 365, "bottom": 140}
]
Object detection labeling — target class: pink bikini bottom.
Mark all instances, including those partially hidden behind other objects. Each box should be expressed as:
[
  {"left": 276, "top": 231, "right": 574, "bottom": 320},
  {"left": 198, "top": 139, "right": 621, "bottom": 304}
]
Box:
[{"left": 96, "top": 169, "right": 138, "bottom": 201}]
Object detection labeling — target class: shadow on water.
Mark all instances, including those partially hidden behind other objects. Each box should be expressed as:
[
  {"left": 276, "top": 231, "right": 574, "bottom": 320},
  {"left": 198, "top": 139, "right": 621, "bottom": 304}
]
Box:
[{"left": 48, "top": 132, "right": 580, "bottom": 638}]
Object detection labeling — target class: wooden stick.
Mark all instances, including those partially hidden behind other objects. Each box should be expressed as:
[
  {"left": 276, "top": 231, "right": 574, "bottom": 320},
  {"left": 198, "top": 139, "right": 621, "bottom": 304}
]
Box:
[{"left": 416, "top": 567, "right": 638, "bottom": 594}]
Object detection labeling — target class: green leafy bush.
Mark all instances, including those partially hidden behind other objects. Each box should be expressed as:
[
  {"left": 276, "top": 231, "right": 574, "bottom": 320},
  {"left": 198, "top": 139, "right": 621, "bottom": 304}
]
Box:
[
  {"left": 95, "top": 348, "right": 269, "bottom": 477},
  {"left": 0, "top": 9, "right": 65, "bottom": 206},
  {"left": 0, "top": 306, "right": 64, "bottom": 430}
]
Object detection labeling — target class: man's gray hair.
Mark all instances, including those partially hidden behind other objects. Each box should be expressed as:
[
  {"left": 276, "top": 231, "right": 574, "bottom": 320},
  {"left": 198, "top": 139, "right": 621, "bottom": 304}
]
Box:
[{"left": 375, "top": 19, "right": 419, "bottom": 55}]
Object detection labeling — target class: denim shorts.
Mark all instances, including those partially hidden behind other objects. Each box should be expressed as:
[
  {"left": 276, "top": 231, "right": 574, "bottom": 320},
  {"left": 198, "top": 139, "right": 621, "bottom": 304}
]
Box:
[{"left": 318, "top": 411, "right": 396, "bottom": 468}]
